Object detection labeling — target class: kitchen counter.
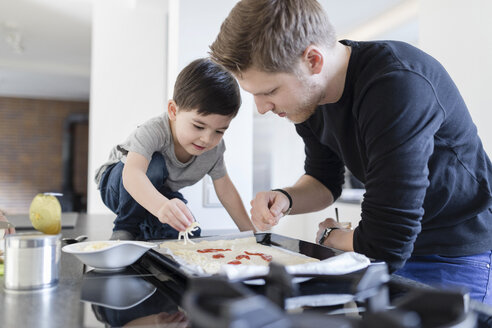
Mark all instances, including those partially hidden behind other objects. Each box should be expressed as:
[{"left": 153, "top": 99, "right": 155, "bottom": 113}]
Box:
[
  {"left": 1, "top": 213, "right": 491, "bottom": 328},
  {"left": 0, "top": 213, "right": 239, "bottom": 328},
  {"left": 0, "top": 214, "right": 115, "bottom": 328}
]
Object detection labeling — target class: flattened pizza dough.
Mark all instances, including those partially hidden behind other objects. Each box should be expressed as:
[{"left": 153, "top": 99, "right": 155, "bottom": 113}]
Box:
[{"left": 159, "top": 236, "right": 319, "bottom": 274}]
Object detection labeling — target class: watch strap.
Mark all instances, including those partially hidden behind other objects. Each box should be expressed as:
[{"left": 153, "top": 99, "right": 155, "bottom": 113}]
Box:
[{"left": 318, "top": 226, "right": 340, "bottom": 245}]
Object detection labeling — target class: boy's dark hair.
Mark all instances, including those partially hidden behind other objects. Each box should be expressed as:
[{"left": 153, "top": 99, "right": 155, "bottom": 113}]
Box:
[{"left": 173, "top": 58, "right": 241, "bottom": 117}]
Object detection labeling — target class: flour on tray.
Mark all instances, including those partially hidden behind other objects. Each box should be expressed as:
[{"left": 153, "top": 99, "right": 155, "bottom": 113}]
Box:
[{"left": 159, "top": 236, "right": 319, "bottom": 275}]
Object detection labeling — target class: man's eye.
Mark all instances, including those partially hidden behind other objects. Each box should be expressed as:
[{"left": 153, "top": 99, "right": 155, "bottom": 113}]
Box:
[
  {"left": 265, "top": 89, "right": 276, "bottom": 96},
  {"left": 193, "top": 125, "right": 204, "bottom": 130},
  {"left": 216, "top": 131, "right": 224, "bottom": 135}
]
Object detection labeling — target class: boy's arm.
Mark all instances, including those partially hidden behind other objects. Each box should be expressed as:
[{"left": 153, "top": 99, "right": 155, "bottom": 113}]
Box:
[
  {"left": 212, "top": 174, "right": 256, "bottom": 232},
  {"left": 122, "top": 151, "right": 193, "bottom": 231}
]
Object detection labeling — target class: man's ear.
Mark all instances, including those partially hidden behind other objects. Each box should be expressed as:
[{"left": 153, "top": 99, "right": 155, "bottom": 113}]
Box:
[
  {"left": 302, "top": 45, "right": 323, "bottom": 75},
  {"left": 168, "top": 100, "right": 178, "bottom": 120}
]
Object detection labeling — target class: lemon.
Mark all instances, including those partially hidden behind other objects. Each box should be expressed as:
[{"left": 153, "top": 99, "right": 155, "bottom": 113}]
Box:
[{"left": 29, "top": 193, "right": 61, "bottom": 234}]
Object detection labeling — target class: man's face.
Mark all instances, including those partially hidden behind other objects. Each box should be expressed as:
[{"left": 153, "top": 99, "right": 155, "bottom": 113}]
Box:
[{"left": 236, "top": 67, "right": 321, "bottom": 124}]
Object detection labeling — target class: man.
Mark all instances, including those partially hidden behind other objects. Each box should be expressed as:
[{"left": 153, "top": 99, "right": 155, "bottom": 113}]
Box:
[{"left": 209, "top": 0, "right": 492, "bottom": 304}]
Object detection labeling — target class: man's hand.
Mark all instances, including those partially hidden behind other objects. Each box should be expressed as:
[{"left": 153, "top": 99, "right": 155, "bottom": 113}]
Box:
[
  {"left": 156, "top": 199, "right": 194, "bottom": 232},
  {"left": 250, "top": 190, "right": 290, "bottom": 231},
  {"left": 316, "top": 218, "right": 354, "bottom": 251}
]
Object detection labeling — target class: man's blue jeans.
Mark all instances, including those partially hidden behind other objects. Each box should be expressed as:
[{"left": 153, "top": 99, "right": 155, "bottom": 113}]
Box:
[
  {"left": 394, "top": 251, "right": 492, "bottom": 305},
  {"left": 99, "top": 153, "right": 201, "bottom": 240}
]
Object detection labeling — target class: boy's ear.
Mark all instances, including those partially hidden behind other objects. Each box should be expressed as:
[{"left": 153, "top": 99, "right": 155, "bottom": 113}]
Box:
[
  {"left": 302, "top": 45, "right": 323, "bottom": 75},
  {"left": 168, "top": 100, "right": 178, "bottom": 120}
]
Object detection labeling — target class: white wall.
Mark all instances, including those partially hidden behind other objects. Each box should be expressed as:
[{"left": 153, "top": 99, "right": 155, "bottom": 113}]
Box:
[
  {"left": 419, "top": 0, "right": 492, "bottom": 154},
  {"left": 87, "top": 0, "right": 253, "bottom": 232},
  {"left": 172, "top": 0, "right": 254, "bottom": 231},
  {"left": 87, "top": 0, "right": 169, "bottom": 214}
]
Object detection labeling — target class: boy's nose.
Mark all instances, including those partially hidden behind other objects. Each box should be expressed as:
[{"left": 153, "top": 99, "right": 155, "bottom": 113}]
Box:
[{"left": 200, "top": 131, "right": 213, "bottom": 144}]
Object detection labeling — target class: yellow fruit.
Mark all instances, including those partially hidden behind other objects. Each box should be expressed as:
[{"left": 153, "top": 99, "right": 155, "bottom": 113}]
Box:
[{"left": 29, "top": 193, "right": 61, "bottom": 235}]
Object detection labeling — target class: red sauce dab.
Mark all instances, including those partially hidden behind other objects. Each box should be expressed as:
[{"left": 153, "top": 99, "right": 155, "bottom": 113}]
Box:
[
  {"left": 227, "top": 260, "right": 242, "bottom": 265},
  {"left": 197, "top": 248, "right": 232, "bottom": 253},
  {"left": 212, "top": 254, "right": 225, "bottom": 259},
  {"left": 244, "top": 251, "right": 273, "bottom": 262},
  {"left": 236, "top": 255, "right": 250, "bottom": 260}
]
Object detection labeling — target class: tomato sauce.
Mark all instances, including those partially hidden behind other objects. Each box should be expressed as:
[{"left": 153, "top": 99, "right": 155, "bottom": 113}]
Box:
[
  {"left": 197, "top": 248, "right": 232, "bottom": 253},
  {"left": 244, "top": 251, "right": 272, "bottom": 262}
]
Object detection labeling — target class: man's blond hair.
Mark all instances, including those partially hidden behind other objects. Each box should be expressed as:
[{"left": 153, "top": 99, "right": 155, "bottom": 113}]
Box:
[{"left": 209, "top": 0, "right": 336, "bottom": 75}]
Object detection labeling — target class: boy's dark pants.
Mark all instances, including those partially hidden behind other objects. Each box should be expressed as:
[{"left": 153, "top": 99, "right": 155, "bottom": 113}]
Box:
[{"left": 99, "top": 153, "right": 200, "bottom": 240}]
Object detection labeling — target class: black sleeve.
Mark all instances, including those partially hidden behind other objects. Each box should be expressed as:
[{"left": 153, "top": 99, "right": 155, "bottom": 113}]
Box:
[
  {"left": 353, "top": 70, "right": 444, "bottom": 272},
  {"left": 295, "top": 123, "right": 345, "bottom": 200}
]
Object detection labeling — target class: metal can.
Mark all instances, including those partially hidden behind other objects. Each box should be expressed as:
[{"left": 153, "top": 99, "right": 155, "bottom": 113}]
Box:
[{"left": 4, "top": 232, "right": 61, "bottom": 290}]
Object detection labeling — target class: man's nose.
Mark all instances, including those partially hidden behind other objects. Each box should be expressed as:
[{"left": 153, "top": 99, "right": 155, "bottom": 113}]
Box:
[{"left": 254, "top": 96, "right": 273, "bottom": 115}]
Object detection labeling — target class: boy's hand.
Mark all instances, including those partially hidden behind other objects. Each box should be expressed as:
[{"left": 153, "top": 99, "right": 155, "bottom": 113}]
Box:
[
  {"left": 156, "top": 199, "right": 194, "bottom": 232},
  {"left": 0, "top": 210, "right": 15, "bottom": 237},
  {"left": 250, "top": 190, "right": 289, "bottom": 231}
]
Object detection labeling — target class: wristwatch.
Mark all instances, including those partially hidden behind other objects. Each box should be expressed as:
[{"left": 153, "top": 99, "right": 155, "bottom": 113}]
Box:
[{"left": 318, "top": 227, "right": 340, "bottom": 245}]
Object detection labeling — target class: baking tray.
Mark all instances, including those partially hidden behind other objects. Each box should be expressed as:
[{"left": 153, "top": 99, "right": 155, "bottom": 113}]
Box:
[
  {"left": 135, "top": 233, "right": 345, "bottom": 282},
  {"left": 132, "top": 233, "right": 389, "bottom": 309}
]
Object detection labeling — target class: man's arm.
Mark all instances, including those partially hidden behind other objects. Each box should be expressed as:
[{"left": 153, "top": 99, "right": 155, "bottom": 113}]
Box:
[
  {"left": 285, "top": 174, "right": 334, "bottom": 214},
  {"left": 122, "top": 151, "right": 193, "bottom": 231},
  {"left": 250, "top": 174, "right": 334, "bottom": 231},
  {"left": 213, "top": 174, "right": 256, "bottom": 232},
  {"left": 352, "top": 72, "right": 443, "bottom": 272}
]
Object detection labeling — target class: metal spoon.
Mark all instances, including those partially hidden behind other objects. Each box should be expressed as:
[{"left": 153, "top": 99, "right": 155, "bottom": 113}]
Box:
[{"left": 62, "top": 235, "right": 88, "bottom": 244}]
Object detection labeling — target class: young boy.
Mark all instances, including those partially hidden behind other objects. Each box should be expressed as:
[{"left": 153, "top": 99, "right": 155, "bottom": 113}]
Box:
[{"left": 94, "top": 58, "right": 255, "bottom": 240}]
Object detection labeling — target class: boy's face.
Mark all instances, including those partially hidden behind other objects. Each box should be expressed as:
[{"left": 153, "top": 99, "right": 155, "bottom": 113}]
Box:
[
  {"left": 170, "top": 106, "right": 233, "bottom": 157},
  {"left": 236, "top": 67, "right": 321, "bottom": 124}
]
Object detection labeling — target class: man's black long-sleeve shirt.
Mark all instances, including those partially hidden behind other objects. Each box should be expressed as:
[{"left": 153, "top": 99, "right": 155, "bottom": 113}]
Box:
[{"left": 296, "top": 40, "right": 492, "bottom": 272}]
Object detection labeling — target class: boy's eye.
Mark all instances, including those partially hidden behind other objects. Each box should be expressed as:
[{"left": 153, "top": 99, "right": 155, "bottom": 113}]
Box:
[
  {"left": 216, "top": 130, "right": 224, "bottom": 135},
  {"left": 265, "top": 88, "right": 277, "bottom": 96},
  {"left": 193, "top": 124, "right": 204, "bottom": 130}
]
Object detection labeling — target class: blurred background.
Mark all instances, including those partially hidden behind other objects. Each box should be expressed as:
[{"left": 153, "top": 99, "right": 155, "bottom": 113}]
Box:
[{"left": 0, "top": 0, "right": 491, "bottom": 241}]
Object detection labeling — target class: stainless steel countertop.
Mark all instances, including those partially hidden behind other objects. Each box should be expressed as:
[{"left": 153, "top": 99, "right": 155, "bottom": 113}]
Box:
[
  {"left": 0, "top": 213, "right": 240, "bottom": 328},
  {"left": 0, "top": 214, "right": 116, "bottom": 328}
]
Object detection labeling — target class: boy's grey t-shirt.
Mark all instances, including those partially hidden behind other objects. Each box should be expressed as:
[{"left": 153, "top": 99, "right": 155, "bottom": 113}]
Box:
[{"left": 94, "top": 112, "right": 227, "bottom": 191}]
